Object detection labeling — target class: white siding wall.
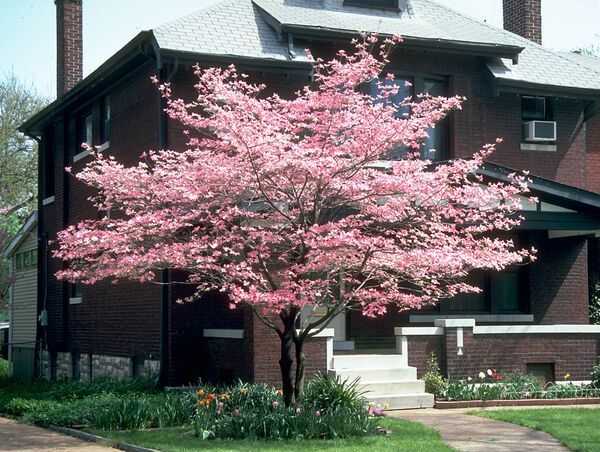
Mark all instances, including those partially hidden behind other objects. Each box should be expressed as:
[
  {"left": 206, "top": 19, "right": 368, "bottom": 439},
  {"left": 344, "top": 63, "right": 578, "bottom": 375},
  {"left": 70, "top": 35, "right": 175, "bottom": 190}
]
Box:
[{"left": 9, "top": 231, "right": 38, "bottom": 350}]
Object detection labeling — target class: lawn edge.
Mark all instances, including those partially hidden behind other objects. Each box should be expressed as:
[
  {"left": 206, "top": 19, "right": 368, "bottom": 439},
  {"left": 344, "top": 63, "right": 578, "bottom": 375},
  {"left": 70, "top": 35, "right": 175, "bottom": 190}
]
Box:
[{"left": 47, "top": 424, "right": 159, "bottom": 452}]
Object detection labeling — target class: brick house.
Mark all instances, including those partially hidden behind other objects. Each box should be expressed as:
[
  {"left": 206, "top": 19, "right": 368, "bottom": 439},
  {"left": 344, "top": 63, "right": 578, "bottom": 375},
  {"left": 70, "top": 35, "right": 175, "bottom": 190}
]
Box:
[{"left": 19, "top": 0, "right": 600, "bottom": 407}]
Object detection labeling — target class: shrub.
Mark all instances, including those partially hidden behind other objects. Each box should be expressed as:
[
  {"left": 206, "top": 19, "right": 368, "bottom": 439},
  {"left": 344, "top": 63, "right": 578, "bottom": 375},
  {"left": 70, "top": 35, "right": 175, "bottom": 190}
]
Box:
[
  {"left": 498, "top": 373, "right": 543, "bottom": 400},
  {"left": 302, "top": 374, "right": 365, "bottom": 414},
  {"left": 544, "top": 383, "right": 581, "bottom": 399},
  {"left": 591, "top": 360, "right": 600, "bottom": 388},
  {"left": 422, "top": 353, "right": 447, "bottom": 399},
  {"left": 589, "top": 272, "right": 600, "bottom": 325},
  {"left": 0, "top": 358, "right": 8, "bottom": 379}
]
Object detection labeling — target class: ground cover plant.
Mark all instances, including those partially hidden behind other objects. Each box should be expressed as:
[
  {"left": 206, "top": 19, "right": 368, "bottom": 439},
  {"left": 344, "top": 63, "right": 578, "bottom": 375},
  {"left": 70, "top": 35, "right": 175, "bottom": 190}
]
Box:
[
  {"left": 0, "top": 376, "right": 195, "bottom": 430},
  {"left": 472, "top": 408, "right": 600, "bottom": 452}
]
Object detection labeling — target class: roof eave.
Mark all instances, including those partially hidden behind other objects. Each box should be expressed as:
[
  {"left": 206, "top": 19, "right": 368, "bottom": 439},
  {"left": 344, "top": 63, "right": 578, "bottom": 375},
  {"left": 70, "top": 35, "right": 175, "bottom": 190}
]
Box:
[
  {"left": 19, "top": 31, "right": 156, "bottom": 137},
  {"left": 3, "top": 212, "right": 38, "bottom": 258},
  {"left": 493, "top": 76, "right": 600, "bottom": 100}
]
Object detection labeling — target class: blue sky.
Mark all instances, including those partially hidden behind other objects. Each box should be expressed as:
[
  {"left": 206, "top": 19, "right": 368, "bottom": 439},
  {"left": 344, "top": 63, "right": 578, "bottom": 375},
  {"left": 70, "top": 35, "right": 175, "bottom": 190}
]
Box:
[{"left": 0, "top": 0, "right": 598, "bottom": 99}]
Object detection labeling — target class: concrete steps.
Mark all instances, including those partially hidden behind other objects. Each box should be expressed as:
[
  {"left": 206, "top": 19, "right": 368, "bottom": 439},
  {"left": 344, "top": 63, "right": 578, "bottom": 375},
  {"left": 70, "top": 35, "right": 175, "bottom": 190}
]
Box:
[{"left": 329, "top": 354, "right": 434, "bottom": 410}]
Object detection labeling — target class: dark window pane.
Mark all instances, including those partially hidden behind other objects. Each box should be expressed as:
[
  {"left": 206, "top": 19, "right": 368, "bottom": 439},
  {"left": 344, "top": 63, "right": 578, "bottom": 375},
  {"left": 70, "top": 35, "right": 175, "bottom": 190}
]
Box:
[
  {"left": 71, "top": 283, "right": 82, "bottom": 298},
  {"left": 101, "top": 96, "right": 110, "bottom": 143},
  {"left": 490, "top": 271, "right": 520, "bottom": 312},
  {"left": 422, "top": 79, "right": 447, "bottom": 161},
  {"left": 30, "top": 249, "right": 37, "bottom": 266},
  {"left": 23, "top": 251, "right": 30, "bottom": 268},
  {"left": 522, "top": 96, "right": 545, "bottom": 120},
  {"left": 448, "top": 273, "right": 487, "bottom": 312},
  {"left": 16, "top": 254, "right": 22, "bottom": 270},
  {"left": 371, "top": 77, "right": 412, "bottom": 159},
  {"left": 44, "top": 131, "right": 55, "bottom": 198}
]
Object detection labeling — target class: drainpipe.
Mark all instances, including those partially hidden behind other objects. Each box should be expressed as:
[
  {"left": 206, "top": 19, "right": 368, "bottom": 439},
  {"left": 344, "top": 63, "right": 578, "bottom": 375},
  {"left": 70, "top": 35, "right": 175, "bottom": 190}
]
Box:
[{"left": 151, "top": 39, "right": 179, "bottom": 388}]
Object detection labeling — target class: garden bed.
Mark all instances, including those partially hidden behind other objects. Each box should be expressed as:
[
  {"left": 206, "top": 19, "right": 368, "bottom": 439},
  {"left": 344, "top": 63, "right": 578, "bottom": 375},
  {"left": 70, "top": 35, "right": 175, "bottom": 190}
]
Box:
[{"left": 435, "top": 397, "right": 600, "bottom": 409}]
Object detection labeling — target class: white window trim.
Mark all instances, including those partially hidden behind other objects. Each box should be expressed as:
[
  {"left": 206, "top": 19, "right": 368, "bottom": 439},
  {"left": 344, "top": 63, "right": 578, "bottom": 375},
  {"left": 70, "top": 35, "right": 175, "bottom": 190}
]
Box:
[
  {"left": 73, "top": 141, "right": 110, "bottom": 163},
  {"left": 69, "top": 297, "right": 82, "bottom": 305},
  {"left": 73, "top": 149, "right": 91, "bottom": 163},
  {"left": 203, "top": 329, "right": 244, "bottom": 339},
  {"left": 42, "top": 196, "right": 55, "bottom": 206}
]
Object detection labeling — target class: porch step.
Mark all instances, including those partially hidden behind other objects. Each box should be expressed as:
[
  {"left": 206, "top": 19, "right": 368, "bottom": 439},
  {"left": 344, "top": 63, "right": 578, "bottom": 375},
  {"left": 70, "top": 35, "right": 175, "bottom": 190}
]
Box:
[
  {"left": 332, "top": 354, "right": 406, "bottom": 370},
  {"left": 329, "top": 366, "right": 417, "bottom": 382},
  {"left": 359, "top": 379, "right": 426, "bottom": 395},
  {"left": 366, "top": 392, "right": 435, "bottom": 410}
]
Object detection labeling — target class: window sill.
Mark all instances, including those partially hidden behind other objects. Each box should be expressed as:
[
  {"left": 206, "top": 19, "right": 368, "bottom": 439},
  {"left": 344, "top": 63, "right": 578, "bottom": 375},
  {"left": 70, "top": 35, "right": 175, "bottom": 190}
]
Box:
[
  {"left": 73, "top": 141, "right": 110, "bottom": 163},
  {"left": 69, "top": 297, "right": 82, "bottom": 305},
  {"left": 42, "top": 196, "right": 55, "bottom": 206},
  {"left": 520, "top": 143, "right": 557, "bottom": 152},
  {"left": 409, "top": 314, "right": 534, "bottom": 323}
]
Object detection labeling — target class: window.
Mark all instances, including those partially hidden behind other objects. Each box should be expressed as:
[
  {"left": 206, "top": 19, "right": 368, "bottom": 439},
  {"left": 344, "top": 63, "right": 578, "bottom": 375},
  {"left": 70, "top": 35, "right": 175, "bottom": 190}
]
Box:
[
  {"left": 30, "top": 249, "right": 37, "bottom": 266},
  {"left": 131, "top": 355, "right": 145, "bottom": 378},
  {"left": 43, "top": 129, "right": 55, "bottom": 199},
  {"left": 445, "top": 268, "right": 526, "bottom": 314},
  {"left": 522, "top": 96, "right": 546, "bottom": 120},
  {"left": 77, "top": 112, "right": 93, "bottom": 150},
  {"left": 15, "top": 254, "right": 22, "bottom": 270},
  {"left": 72, "top": 352, "right": 80, "bottom": 380},
  {"left": 345, "top": 0, "right": 398, "bottom": 8},
  {"left": 370, "top": 74, "right": 449, "bottom": 161},
  {"left": 22, "top": 251, "right": 30, "bottom": 268},
  {"left": 101, "top": 96, "right": 110, "bottom": 144},
  {"left": 70, "top": 283, "right": 83, "bottom": 304}
]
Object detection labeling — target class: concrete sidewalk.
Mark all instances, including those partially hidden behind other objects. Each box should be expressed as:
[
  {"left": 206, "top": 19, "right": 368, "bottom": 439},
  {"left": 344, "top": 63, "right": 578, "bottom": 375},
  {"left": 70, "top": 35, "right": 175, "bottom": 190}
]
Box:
[
  {"left": 0, "top": 417, "right": 112, "bottom": 451},
  {"left": 391, "top": 409, "right": 569, "bottom": 451}
]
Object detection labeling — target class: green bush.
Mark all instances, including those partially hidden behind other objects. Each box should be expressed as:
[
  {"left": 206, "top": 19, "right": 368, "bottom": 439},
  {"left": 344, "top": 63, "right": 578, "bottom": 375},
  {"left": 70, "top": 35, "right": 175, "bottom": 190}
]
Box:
[
  {"left": 591, "top": 360, "right": 600, "bottom": 388},
  {"left": 422, "top": 353, "right": 447, "bottom": 399},
  {"left": 0, "top": 358, "right": 8, "bottom": 379},
  {"left": 302, "top": 374, "right": 365, "bottom": 414}
]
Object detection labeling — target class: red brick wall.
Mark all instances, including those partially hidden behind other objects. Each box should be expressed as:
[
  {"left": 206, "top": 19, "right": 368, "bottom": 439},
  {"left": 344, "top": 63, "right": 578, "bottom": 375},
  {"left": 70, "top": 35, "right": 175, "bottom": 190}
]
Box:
[
  {"left": 529, "top": 234, "right": 589, "bottom": 324},
  {"left": 43, "top": 62, "right": 162, "bottom": 360},
  {"left": 407, "top": 335, "right": 445, "bottom": 379},
  {"left": 56, "top": 0, "right": 82, "bottom": 96},
  {"left": 444, "top": 328, "right": 598, "bottom": 380},
  {"left": 503, "top": 0, "right": 542, "bottom": 45},
  {"left": 587, "top": 115, "right": 600, "bottom": 193}
]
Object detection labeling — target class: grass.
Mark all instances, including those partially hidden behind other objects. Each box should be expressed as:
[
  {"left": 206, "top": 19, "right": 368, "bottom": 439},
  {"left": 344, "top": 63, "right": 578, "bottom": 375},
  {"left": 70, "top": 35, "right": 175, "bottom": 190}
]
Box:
[
  {"left": 471, "top": 408, "right": 600, "bottom": 452},
  {"left": 87, "top": 417, "right": 454, "bottom": 452}
]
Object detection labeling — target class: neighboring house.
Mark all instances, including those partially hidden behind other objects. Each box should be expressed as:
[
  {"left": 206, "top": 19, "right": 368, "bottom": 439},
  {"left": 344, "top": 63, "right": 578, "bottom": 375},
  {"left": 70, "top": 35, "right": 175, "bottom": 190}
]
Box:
[
  {"left": 3, "top": 213, "right": 38, "bottom": 379},
  {"left": 19, "top": 0, "right": 600, "bottom": 406},
  {"left": 0, "top": 323, "right": 8, "bottom": 360}
]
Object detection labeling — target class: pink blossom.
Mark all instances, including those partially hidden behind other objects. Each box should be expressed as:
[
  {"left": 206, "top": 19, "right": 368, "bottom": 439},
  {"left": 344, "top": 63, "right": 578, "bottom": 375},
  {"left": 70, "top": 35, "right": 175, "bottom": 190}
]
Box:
[
  {"left": 315, "top": 410, "right": 321, "bottom": 417},
  {"left": 272, "top": 401, "right": 279, "bottom": 408},
  {"left": 234, "top": 409, "right": 240, "bottom": 415}
]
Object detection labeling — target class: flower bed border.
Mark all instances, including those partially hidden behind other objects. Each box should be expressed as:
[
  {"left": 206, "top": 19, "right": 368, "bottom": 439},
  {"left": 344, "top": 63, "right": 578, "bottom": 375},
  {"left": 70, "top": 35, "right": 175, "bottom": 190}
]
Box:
[{"left": 435, "top": 397, "right": 600, "bottom": 409}]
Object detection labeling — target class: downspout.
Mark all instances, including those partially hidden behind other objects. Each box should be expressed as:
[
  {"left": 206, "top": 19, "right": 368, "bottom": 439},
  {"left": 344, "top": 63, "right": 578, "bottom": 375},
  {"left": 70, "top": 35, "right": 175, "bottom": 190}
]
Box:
[
  {"left": 32, "top": 135, "right": 45, "bottom": 379},
  {"left": 150, "top": 37, "right": 179, "bottom": 387}
]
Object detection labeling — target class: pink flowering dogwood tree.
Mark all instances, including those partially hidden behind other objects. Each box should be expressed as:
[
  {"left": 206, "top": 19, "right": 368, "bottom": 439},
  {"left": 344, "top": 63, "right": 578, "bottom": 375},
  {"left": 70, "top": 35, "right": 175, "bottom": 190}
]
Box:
[{"left": 55, "top": 36, "right": 534, "bottom": 406}]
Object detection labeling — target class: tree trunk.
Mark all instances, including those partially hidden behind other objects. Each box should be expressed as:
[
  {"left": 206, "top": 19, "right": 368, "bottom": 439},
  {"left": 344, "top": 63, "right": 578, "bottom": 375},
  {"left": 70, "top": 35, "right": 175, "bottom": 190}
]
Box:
[
  {"left": 293, "top": 336, "right": 305, "bottom": 405},
  {"left": 279, "top": 325, "right": 295, "bottom": 407}
]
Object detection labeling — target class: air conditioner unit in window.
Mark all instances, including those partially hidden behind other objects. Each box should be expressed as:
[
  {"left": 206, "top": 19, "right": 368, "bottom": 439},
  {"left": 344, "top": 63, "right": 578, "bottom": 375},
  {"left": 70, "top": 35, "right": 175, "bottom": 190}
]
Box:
[{"left": 523, "top": 120, "right": 556, "bottom": 142}]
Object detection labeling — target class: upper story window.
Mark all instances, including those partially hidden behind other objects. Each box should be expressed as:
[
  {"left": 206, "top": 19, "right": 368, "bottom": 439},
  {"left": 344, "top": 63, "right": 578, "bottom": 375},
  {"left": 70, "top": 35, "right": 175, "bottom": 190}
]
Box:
[
  {"left": 345, "top": 0, "right": 399, "bottom": 9},
  {"left": 522, "top": 96, "right": 551, "bottom": 121},
  {"left": 43, "top": 128, "right": 55, "bottom": 199},
  {"left": 370, "top": 74, "right": 449, "bottom": 161},
  {"left": 101, "top": 96, "right": 110, "bottom": 144}
]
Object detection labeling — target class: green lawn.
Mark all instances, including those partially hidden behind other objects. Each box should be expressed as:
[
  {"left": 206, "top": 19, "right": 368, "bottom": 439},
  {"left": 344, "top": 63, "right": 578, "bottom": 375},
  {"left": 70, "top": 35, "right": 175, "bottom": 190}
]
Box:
[
  {"left": 471, "top": 408, "right": 600, "bottom": 452},
  {"left": 87, "top": 417, "right": 454, "bottom": 452}
]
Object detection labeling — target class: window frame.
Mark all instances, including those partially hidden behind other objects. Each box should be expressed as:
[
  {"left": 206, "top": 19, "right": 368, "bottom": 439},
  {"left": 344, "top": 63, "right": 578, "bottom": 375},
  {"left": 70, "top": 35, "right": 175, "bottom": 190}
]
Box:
[
  {"left": 100, "top": 95, "right": 110, "bottom": 145},
  {"left": 70, "top": 282, "right": 83, "bottom": 305},
  {"left": 369, "top": 71, "right": 451, "bottom": 161}
]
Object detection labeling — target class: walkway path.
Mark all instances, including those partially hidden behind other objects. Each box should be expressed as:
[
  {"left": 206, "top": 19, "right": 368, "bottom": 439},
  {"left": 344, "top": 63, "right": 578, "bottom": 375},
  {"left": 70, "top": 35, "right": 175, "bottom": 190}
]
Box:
[
  {"left": 0, "top": 417, "right": 112, "bottom": 451},
  {"left": 391, "top": 409, "right": 569, "bottom": 452}
]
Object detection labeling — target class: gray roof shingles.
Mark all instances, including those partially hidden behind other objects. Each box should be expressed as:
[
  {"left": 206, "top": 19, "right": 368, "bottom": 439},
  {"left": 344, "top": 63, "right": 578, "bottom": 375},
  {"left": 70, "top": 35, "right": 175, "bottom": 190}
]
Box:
[{"left": 152, "top": 0, "right": 600, "bottom": 93}]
